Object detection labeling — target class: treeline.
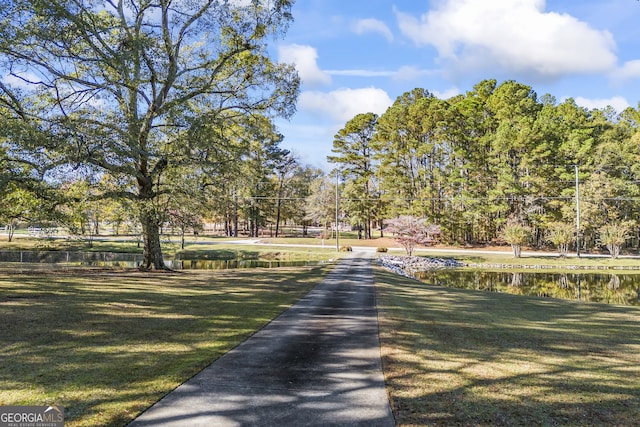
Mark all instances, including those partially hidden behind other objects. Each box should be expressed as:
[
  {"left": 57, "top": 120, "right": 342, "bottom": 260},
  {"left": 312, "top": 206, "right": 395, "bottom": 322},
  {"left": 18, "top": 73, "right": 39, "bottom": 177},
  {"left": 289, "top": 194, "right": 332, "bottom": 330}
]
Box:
[
  {"left": 4, "top": 78, "right": 640, "bottom": 254},
  {"left": 329, "top": 79, "right": 640, "bottom": 251},
  {"left": 1, "top": 137, "right": 325, "bottom": 245}
]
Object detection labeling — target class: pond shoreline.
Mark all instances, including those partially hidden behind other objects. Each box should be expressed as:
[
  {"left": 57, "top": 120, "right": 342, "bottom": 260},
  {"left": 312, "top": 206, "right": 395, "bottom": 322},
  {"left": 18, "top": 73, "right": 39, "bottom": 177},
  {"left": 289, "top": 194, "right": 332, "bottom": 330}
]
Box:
[
  {"left": 377, "top": 254, "right": 640, "bottom": 279},
  {"left": 377, "top": 255, "right": 640, "bottom": 306},
  {"left": 376, "top": 255, "right": 464, "bottom": 278},
  {"left": 466, "top": 263, "right": 640, "bottom": 271}
]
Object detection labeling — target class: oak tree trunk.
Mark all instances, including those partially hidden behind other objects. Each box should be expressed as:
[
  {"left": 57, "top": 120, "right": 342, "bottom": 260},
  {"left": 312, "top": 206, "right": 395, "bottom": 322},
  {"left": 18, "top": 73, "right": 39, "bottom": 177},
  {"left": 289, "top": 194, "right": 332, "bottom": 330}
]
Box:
[{"left": 140, "top": 209, "right": 166, "bottom": 270}]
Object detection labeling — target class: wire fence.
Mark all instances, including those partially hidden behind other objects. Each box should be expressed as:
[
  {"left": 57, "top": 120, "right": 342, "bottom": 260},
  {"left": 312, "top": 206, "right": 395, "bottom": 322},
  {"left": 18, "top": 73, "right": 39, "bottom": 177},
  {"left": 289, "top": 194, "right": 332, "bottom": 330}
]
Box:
[{"left": 0, "top": 250, "right": 144, "bottom": 264}]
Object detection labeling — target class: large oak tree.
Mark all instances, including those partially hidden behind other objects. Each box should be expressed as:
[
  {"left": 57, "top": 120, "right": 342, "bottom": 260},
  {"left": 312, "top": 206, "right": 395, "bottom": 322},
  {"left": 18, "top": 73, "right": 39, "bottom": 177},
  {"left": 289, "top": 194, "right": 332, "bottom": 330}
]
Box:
[{"left": 0, "top": 0, "right": 299, "bottom": 269}]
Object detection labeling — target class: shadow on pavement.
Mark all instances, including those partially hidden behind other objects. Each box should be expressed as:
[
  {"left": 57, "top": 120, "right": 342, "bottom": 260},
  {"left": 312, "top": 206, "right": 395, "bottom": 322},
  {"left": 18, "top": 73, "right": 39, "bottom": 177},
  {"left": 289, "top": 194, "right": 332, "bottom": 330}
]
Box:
[{"left": 129, "top": 253, "right": 395, "bottom": 427}]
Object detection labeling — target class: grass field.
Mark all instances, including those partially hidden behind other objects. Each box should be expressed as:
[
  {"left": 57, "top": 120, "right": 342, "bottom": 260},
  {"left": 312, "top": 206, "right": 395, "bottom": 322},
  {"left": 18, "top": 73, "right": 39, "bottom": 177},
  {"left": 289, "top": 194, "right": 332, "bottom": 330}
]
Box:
[
  {"left": 4, "top": 235, "right": 640, "bottom": 426},
  {"left": 176, "top": 243, "right": 340, "bottom": 262},
  {"left": 0, "top": 236, "right": 145, "bottom": 253},
  {"left": 5, "top": 234, "right": 640, "bottom": 269},
  {"left": 0, "top": 237, "right": 342, "bottom": 264},
  {"left": 375, "top": 267, "right": 640, "bottom": 426},
  {"left": 417, "top": 249, "right": 640, "bottom": 269},
  {"left": 7, "top": 233, "right": 638, "bottom": 271},
  {"left": 0, "top": 266, "right": 328, "bottom": 427}
]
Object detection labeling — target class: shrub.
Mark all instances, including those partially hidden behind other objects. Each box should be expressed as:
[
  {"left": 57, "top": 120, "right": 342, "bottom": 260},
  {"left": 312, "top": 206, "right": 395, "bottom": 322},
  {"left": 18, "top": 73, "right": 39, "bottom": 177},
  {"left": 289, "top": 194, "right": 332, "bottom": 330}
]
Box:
[
  {"left": 501, "top": 221, "right": 531, "bottom": 258},
  {"left": 339, "top": 246, "right": 352, "bottom": 252},
  {"left": 376, "top": 247, "right": 388, "bottom": 253},
  {"left": 546, "top": 222, "right": 575, "bottom": 258},
  {"left": 599, "top": 222, "right": 633, "bottom": 259}
]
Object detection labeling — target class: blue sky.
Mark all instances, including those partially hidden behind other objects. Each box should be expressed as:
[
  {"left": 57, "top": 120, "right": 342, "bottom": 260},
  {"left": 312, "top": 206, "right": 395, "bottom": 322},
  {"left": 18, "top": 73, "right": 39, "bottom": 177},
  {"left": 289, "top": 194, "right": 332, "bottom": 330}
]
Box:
[{"left": 272, "top": 0, "right": 640, "bottom": 171}]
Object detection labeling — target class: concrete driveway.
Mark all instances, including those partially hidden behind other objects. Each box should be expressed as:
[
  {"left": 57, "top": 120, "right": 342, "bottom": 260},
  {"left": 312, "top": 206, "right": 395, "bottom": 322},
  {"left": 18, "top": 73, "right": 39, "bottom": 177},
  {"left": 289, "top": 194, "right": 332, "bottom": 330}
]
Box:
[{"left": 128, "top": 251, "right": 395, "bottom": 426}]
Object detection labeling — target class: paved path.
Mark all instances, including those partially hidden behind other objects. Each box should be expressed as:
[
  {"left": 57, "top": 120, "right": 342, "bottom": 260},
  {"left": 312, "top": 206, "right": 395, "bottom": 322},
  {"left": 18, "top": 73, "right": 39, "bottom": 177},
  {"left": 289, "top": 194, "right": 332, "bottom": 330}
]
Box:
[{"left": 128, "top": 252, "right": 395, "bottom": 427}]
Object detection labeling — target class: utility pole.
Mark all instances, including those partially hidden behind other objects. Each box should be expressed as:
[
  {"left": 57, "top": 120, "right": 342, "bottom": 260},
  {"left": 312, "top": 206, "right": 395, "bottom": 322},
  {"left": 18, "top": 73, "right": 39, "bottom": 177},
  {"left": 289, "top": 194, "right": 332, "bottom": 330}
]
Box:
[
  {"left": 335, "top": 169, "right": 340, "bottom": 252},
  {"left": 575, "top": 164, "right": 581, "bottom": 257}
]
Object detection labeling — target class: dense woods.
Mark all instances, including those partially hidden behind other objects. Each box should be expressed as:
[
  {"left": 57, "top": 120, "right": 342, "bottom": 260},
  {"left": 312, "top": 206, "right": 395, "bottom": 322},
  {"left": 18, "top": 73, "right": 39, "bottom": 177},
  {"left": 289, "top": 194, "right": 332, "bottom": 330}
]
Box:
[{"left": 329, "top": 79, "right": 640, "bottom": 253}]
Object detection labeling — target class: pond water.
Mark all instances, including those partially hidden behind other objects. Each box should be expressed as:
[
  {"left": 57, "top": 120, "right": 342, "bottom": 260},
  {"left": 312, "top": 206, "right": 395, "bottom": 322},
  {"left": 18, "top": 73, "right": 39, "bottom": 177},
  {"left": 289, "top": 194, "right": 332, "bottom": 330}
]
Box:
[
  {"left": 170, "top": 259, "right": 321, "bottom": 270},
  {"left": 414, "top": 269, "right": 640, "bottom": 306},
  {"left": 0, "top": 250, "right": 324, "bottom": 270},
  {"left": 75, "top": 259, "right": 321, "bottom": 270}
]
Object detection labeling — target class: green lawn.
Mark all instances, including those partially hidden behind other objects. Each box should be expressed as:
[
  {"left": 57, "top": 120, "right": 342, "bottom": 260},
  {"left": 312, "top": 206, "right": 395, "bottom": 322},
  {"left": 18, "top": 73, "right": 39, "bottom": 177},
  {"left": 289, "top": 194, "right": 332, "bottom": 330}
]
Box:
[
  {"left": 0, "top": 236, "right": 145, "bottom": 253},
  {"left": 414, "top": 249, "right": 640, "bottom": 269},
  {"left": 0, "top": 237, "right": 343, "bottom": 265},
  {"left": 5, "top": 248, "right": 640, "bottom": 427},
  {"left": 176, "top": 243, "right": 341, "bottom": 262},
  {"left": 375, "top": 267, "right": 640, "bottom": 426},
  {"left": 7, "top": 234, "right": 640, "bottom": 269},
  {"left": 0, "top": 266, "right": 328, "bottom": 427}
]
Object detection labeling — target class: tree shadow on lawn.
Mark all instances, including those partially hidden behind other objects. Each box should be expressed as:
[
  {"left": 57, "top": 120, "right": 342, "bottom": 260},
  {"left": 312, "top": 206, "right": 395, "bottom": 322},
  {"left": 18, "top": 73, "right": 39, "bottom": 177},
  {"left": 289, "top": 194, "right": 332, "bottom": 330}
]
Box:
[
  {"left": 0, "top": 267, "right": 326, "bottom": 427},
  {"left": 375, "top": 268, "right": 640, "bottom": 426}
]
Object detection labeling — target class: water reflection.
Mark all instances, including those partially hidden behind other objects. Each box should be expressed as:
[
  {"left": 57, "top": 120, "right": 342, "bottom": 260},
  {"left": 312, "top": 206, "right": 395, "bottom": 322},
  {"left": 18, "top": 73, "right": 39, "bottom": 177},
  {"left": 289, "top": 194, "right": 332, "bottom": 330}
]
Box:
[
  {"left": 414, "top": 270, "right": 640, "bottom": 306},
  {"left": 172, "top": 259, "right": 319, "bottom": 270},
  {"left": 78, "top": 259, "right": 320, "bottom": 270}
]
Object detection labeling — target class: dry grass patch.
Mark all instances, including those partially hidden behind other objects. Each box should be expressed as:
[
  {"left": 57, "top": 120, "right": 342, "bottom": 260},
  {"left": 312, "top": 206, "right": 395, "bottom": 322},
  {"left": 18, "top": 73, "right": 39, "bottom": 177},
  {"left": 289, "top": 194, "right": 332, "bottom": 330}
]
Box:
[
  {"left": 0, "top": 266, "right": 328, "bottom": 426},
  {"left": 375, "top": 268, "right": 640, "bottom": 426}
]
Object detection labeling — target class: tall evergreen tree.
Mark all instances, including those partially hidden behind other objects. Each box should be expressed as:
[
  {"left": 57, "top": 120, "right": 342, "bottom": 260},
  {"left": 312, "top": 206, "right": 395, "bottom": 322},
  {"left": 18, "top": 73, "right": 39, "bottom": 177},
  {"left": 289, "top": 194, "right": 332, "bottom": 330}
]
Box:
[{"left": 328, "top": 112, "right": 377, "bottom": 239}]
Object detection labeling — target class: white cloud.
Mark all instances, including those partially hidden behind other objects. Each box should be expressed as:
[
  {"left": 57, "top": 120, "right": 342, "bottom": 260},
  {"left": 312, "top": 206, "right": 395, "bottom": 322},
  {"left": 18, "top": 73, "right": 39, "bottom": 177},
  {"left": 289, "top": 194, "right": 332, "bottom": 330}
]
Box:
[
  {"left": 352, "top": 18, "right": 394, "bottom": 42},
  {"left": 298, "top": 87, "right": 394, "bottom": 123},
  {"left": 278, "top": 44, "right": 331, "bottom": 87},
  {"left": 395, "top": 0, "right": 617, "bottom": 79},
  {"left": 391, "top": 65, "right": 436, "bottom": 81},
  {"left": 612, "top": 60, "right": 640, "bottom": 81},
  {"left": 325, "top": 66, "right": 439, "bottom": 81},
  {"left": 573, "top": 96, "right": 629, "bottom": 113},
  {"left": 432, "top": 87, "right": 461, "bottom": 100}
]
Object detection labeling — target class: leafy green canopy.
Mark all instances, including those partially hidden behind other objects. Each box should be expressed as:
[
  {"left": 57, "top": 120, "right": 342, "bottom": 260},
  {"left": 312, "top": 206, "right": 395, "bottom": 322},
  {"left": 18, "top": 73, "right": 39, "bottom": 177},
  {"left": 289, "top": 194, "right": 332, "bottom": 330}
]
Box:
[{"left": 0, "top": 0, "right": 299, "bottom": 268}]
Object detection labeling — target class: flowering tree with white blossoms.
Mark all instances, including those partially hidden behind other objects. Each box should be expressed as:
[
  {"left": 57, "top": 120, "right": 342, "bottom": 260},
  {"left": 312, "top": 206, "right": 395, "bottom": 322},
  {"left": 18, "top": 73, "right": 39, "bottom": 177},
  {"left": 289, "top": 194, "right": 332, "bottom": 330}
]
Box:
[{"left": 385, "top": 216, "right": 441, "bottom": 256}]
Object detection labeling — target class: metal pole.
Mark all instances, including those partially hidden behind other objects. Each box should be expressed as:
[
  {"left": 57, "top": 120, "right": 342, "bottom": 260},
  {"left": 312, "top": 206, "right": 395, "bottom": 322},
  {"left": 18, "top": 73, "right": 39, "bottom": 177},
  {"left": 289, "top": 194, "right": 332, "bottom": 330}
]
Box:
[
  {"left": 335, "top": 170, "right": 340, "bottom": 252},
  {"left": 575, "top": 164, "right": 581, "bottom": 258}
]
